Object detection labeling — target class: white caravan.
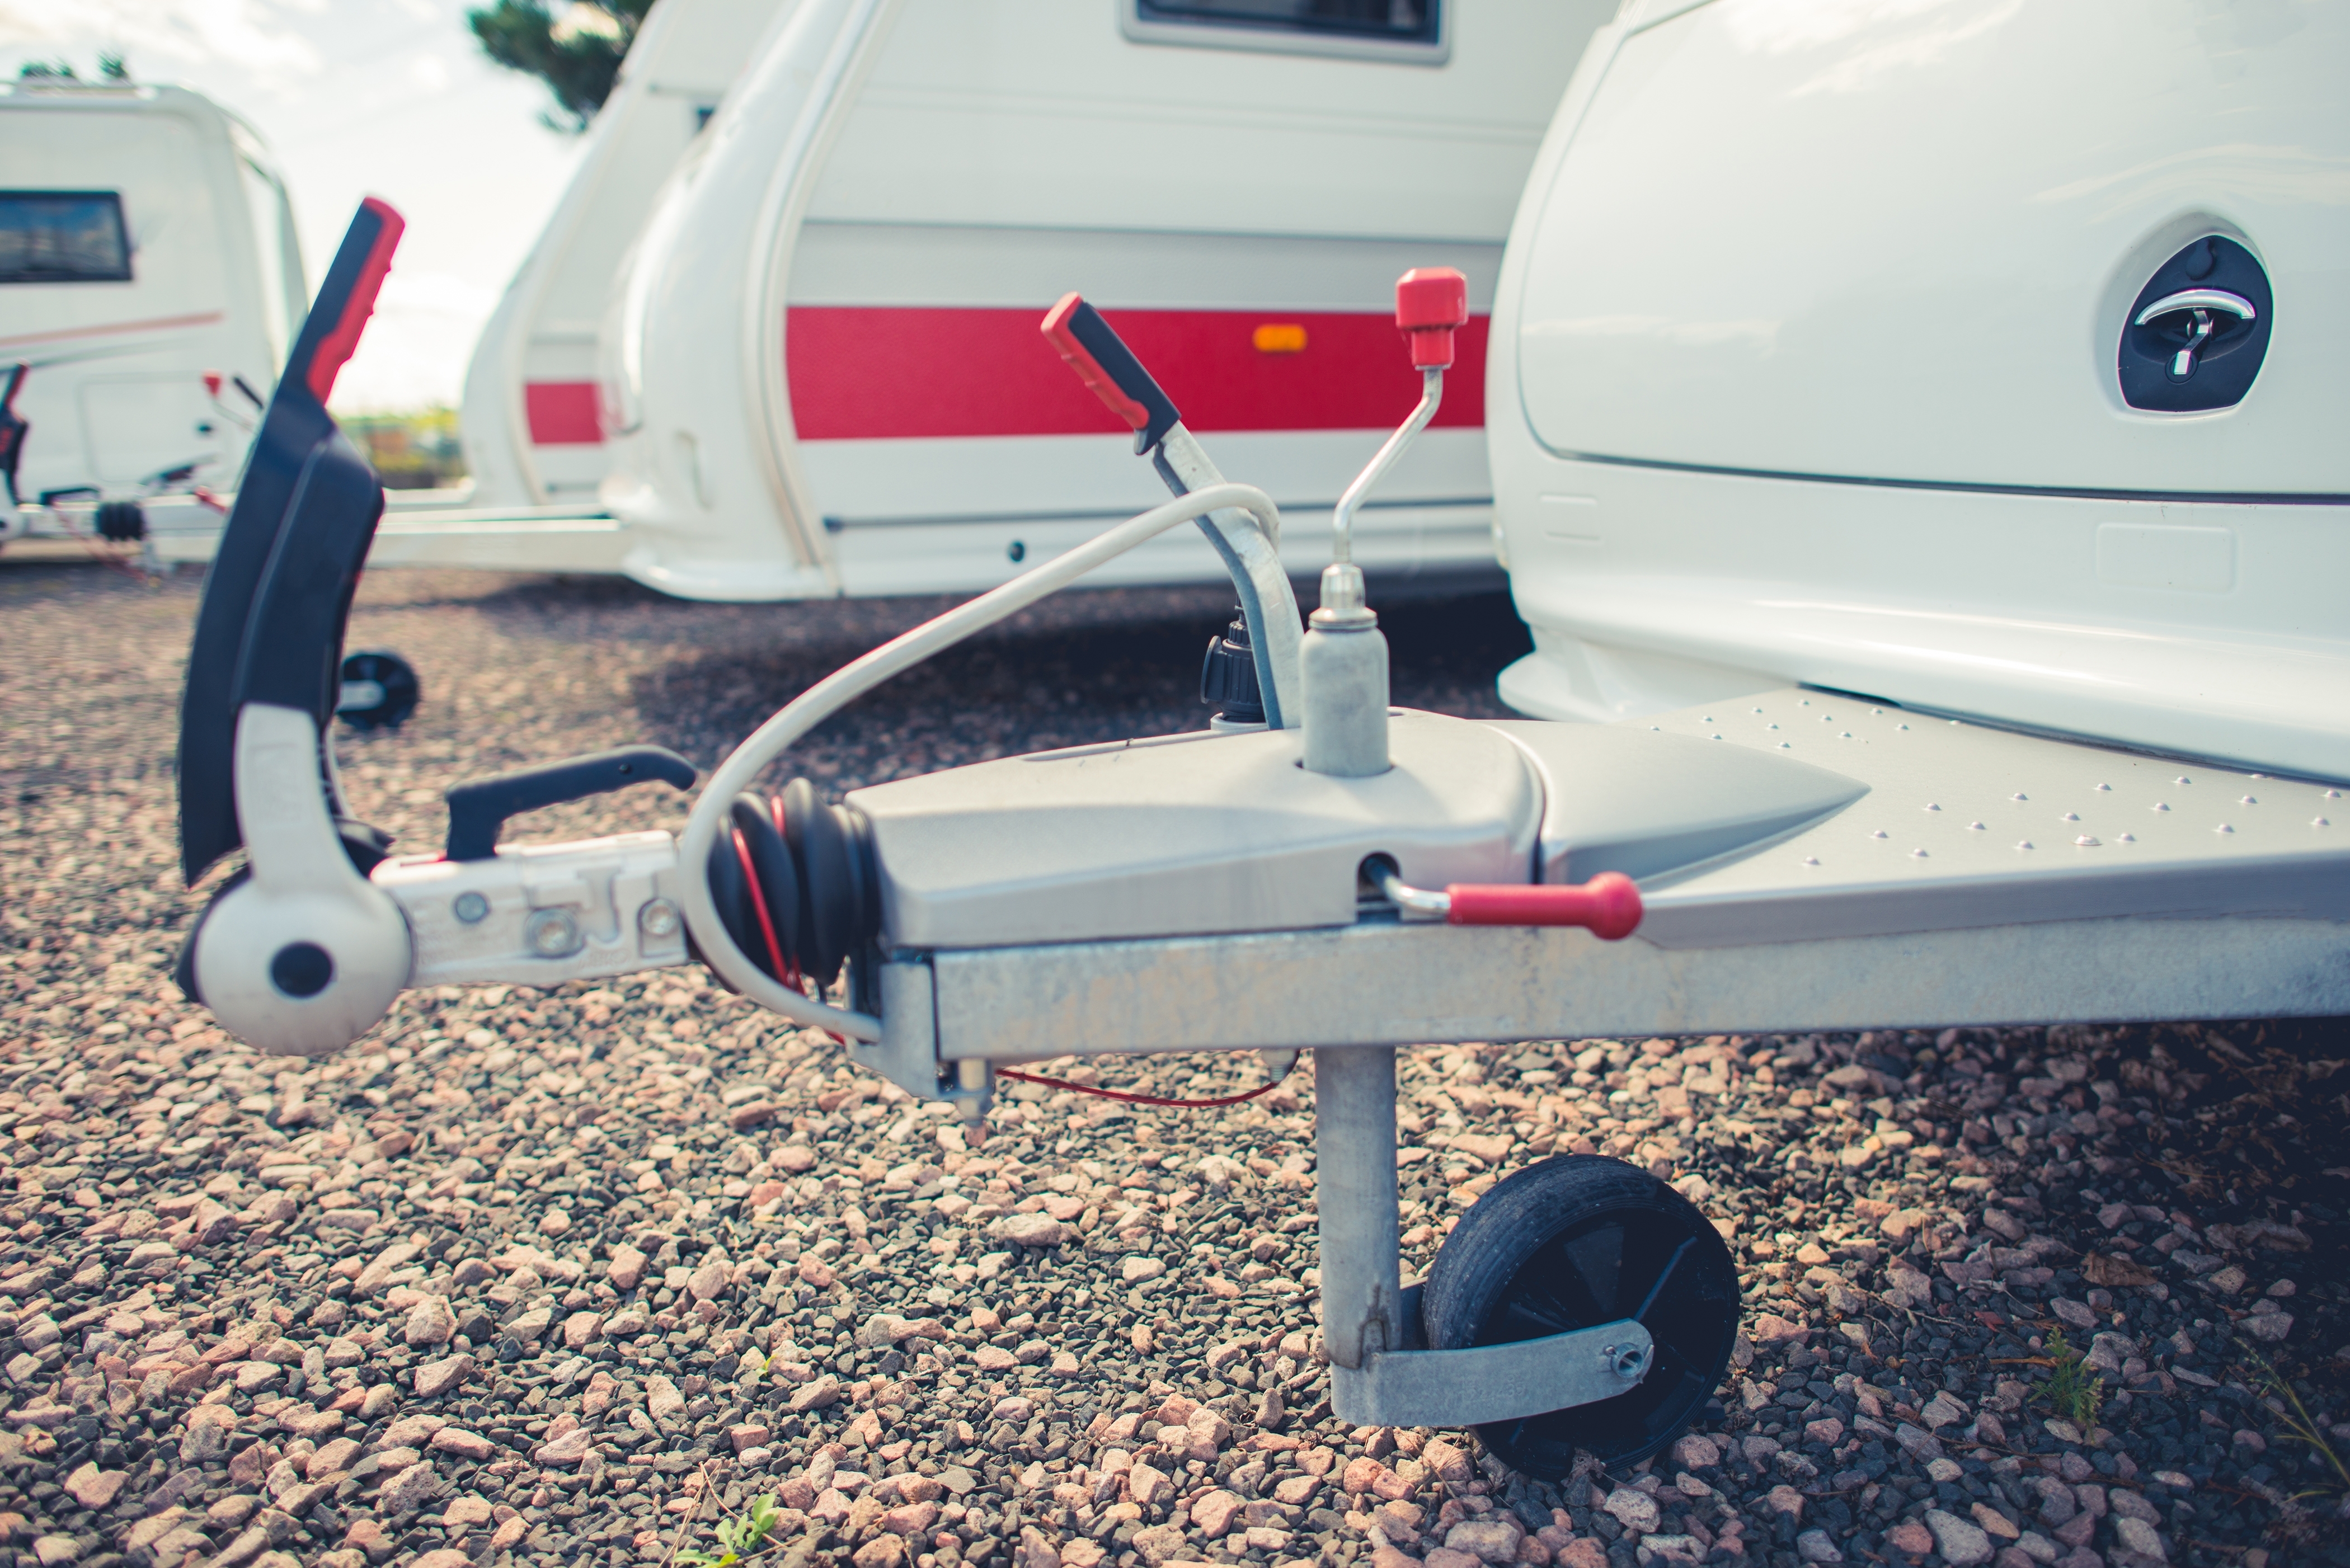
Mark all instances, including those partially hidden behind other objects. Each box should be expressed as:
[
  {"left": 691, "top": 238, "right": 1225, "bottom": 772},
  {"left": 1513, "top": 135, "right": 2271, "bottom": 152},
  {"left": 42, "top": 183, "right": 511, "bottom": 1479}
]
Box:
[
  {"left": 401, "top": 0, "right": 1611, "bottom": 595},
  {"left": 0, "top": 81, "right": 303, "bottom": 535},
  {"left": 603, "top": 0, "right": 1608, "bottom": 600},
  {"left": 458, "top": 0, "right": 779, "bottom": 509},
  {"left": 1486, "top": 0, "right": 2350, "bottom": 781}
]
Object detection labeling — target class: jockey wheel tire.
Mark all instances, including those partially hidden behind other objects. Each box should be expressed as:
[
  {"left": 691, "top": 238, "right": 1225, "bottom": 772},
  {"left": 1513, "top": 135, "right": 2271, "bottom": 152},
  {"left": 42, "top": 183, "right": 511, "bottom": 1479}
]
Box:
[
  {"left": 337, "top": 649, "right": 421, "bottom": 730},
  {"left": 1421, "top": 1153, "right": 1740, "bottom": 1478}
]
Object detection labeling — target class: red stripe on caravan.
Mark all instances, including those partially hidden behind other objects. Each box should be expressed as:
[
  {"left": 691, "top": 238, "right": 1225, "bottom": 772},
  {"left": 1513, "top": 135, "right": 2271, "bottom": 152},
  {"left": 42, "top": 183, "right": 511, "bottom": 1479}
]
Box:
[
  {"left": 0, "top": 310, "right": 228, "bottom": 351},
  {"left": 786, "top": 306, "right": 1487, "bottom": 441},
  {"left": 525, "top": 382, "right": 603, "bottom": 445}
]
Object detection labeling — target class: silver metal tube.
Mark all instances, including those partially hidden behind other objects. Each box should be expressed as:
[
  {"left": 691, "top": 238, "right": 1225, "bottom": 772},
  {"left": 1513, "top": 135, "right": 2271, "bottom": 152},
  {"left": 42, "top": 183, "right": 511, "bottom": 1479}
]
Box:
[
  {"left": 1300, "top": 611, "right": 1390, "bottom": 777},
  {"left": 1330, "top": 368, "right": 1442, "bottom": 566},
  {"left": 956, "top": 1057, "right": 991, "bottom": 1131},
  {"left": 1370, "top": 859, "right": 1449, "bottom": 915},
  {"left": 1155, "top": 425, "right": 1304, "bottom": 730},
  {"left": 1314, "top": 1044, "right": 1402, "bottom": 1371}
]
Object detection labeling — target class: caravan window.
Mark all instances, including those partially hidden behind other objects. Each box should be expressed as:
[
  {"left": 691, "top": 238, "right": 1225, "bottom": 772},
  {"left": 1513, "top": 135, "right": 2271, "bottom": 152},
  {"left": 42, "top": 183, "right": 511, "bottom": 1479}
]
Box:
[
  {"left": 0, "top": 191, "right": 134, "bottom": 284},
  {"left": 1124, "top": 0, "right": 1447, "bottom": 62}
]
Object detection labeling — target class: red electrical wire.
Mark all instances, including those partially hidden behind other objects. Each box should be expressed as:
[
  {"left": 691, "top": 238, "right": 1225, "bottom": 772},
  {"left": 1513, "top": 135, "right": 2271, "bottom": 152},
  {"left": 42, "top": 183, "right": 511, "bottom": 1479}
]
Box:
[
  {"left": 53, "top": 510, "right": 147, "bottom": 580},
  {"left": 731, "top": 824, "right": 800, "bottom": 988},
  {"left": 763, "top": 792, "right": 852, "bottom": 1043},
  {"left": 994, "top": 1062, "right": 1291, "bottom": 1109},
  {"left": 740, "top": 803, "right": 844, "bottom": 1042}
]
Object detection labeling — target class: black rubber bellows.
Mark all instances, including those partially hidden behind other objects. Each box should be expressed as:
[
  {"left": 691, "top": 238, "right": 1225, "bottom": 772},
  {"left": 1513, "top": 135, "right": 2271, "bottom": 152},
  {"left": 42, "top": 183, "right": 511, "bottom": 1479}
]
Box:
[{"left": 706, "top": 780, "right": 878, "bottom": 990}]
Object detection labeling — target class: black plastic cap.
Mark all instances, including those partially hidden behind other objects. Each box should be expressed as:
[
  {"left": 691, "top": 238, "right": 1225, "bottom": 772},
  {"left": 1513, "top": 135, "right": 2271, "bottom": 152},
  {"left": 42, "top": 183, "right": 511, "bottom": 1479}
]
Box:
[{"left": 1199, "top": 606, "right": 1265, "bottom": 726}]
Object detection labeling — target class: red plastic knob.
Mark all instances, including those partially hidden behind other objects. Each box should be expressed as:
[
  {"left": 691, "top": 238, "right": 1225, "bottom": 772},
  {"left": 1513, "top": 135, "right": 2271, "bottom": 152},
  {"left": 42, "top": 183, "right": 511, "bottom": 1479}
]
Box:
[
  {"left": 1442, "top": 872, "right": 1643, "bottom": 939},
  {"left": 1395, "top": 267, "right": 1469, "bottom": 370}
]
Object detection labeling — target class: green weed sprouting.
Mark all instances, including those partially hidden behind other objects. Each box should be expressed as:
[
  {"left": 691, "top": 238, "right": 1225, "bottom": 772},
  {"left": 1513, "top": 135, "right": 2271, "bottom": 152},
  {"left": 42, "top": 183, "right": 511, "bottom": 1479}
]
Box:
[
  {"left": 2241, "top": 1344, "right": 2350, "bottom": 1512},
  {"left": 678, "top": 1492, "right": 787, "bottom": 1567},
  {"left": 2040, "top": 1330, "right": 2105, "bottom": 1429}
]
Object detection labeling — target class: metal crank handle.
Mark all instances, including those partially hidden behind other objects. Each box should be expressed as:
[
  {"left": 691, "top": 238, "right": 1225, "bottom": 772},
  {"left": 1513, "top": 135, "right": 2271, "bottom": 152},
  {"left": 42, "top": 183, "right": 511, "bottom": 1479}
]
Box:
[{"left": 1373, "top": 860, "right": 1644, "bottom": 939}]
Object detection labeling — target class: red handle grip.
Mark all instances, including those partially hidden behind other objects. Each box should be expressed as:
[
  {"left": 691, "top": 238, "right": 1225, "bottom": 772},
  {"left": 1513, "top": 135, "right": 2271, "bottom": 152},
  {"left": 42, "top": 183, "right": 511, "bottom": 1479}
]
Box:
[
  {"left": 290, "top": 196, "right": 405, "bottom": 406},
  {"left": 1396, "top": 266, "right": 1469, "bottom": 370},
  {"left": 1444, "top": 872, "right": 1642, "bottom": 939},
  {"left": 1041, "top": 293, "right": 1182, "bottom": 452}
]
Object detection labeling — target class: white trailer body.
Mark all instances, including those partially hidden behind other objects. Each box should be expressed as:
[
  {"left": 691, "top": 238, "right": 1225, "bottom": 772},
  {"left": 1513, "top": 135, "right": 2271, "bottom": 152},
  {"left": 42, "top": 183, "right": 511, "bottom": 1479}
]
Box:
[
  {"left": 584, "top": 0, "right": 1608, "bottom": 600},
  {"left": 0, "top": 82, "right": 302, "bottom": 520},
  {"left": 1485, "top": 0, "right": 2350, "bottom": 781},
  {"left": 457, "top": 0, "right": 780, "bottom": 509}
]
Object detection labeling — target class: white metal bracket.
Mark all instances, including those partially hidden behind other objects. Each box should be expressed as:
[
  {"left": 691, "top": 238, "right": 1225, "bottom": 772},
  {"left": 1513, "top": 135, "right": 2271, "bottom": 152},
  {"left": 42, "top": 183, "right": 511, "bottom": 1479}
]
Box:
[{"left": 1333, "top": 1312, "right": 1655, "bottom": 1428}]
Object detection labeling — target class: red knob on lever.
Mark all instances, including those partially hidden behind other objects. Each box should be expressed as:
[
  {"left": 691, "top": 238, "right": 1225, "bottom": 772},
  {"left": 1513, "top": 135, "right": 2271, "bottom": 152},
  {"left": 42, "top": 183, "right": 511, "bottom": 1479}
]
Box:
[
  {"left": 1396, "top": 266, "right": 1469, "bottom": 370},
  {"left": 1443, "top": 872, "right": 1643, "bottom": 939}
]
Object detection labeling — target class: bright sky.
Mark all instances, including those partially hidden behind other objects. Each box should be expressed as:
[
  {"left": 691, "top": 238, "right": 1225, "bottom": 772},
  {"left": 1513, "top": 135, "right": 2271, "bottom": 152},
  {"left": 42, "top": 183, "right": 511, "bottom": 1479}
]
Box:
[{"left": 0, "top": 0, "right": 588, "bottom": 411}]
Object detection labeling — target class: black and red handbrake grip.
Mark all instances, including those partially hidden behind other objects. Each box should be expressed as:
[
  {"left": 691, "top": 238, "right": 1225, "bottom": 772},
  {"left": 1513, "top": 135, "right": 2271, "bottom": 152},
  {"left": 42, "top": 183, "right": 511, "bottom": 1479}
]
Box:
[
  {"left": 1041, "top": 293, "right": 1182, "bottom": 455},
  {"left": 286, "top": 196, "right": 404, "bottom": 407},
  {"left": 179, "top": 197, "right": 406, "bottom": 885}
]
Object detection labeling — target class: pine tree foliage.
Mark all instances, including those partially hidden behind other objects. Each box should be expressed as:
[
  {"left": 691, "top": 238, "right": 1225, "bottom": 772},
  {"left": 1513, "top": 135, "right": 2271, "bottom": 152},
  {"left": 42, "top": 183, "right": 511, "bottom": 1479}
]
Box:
[{"left": 467, "top": 0, "right": 655, "bottom": 132}]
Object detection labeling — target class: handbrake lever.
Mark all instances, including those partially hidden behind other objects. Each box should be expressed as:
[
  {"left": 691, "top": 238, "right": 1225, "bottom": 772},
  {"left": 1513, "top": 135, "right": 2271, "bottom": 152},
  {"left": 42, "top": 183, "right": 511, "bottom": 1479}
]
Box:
[{"left": 1041, "top": 295, "right": 1304, "bottom": 729}]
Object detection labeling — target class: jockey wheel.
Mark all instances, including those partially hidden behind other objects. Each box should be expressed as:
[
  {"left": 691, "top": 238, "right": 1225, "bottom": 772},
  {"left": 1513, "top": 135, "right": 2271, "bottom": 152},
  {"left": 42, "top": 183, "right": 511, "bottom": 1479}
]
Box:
[
  {"left": 1422, "top": 1155, "right": 1741, "bottom": 1476},
  {"left": 337, "top": 649, "right": 420, "bottom": 730}
]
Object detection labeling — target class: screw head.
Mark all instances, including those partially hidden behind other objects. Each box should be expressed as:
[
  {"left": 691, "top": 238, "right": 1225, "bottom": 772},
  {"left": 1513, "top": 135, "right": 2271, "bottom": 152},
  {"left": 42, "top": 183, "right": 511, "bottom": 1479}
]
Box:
[
  {"left": 453, "top": 891, "right": 490, "bottom": 925},
  {"left": 639, "top": 898, "right": 682, "bottom": 939},
  {"left": 1609, "top": 1343, "right": 1649, "bottom": 1381},
  {"left": 525, "top": 907, "right": 581, "bottom": 958}
]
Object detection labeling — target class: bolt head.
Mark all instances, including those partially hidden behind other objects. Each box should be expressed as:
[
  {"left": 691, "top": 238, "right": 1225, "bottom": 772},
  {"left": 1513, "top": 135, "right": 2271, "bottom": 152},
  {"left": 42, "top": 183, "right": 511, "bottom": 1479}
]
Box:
[
  {"left": 525, "top": 907, "right": 580, "bottom": 957},
  {"left": 453, "top": 891, "right": 490, "bottom": 925},
  {"left": 638, "top": 898, "right": 682, "bottom": 939}
]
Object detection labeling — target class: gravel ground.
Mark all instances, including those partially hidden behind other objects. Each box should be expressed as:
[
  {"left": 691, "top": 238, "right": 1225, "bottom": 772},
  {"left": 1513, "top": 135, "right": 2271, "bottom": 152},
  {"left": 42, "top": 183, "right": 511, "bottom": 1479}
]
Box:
[{"left": 1, "top": 550, "right": 2346, "bottom": 1568}]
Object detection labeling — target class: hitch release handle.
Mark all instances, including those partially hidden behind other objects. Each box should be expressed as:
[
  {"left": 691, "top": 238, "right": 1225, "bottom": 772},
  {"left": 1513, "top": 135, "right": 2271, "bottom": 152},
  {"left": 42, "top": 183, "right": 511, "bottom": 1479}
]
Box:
[
  {"left": 444, "top": 745, "right": 697, "bottom": 860},
  {"left": 1374, "top": 860, "right": 1642, "bottom": 939}
]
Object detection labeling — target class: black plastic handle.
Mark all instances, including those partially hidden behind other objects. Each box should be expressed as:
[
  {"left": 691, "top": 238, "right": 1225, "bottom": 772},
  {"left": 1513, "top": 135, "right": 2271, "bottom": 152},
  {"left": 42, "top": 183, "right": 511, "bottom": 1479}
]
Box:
[
  {"left": 1041, "top": 294, "right": 1182, "bottom": 454},
  {"left": 178, "top": 199, "right": 406, "bottom": 884},
  {"left": 444, "top": 745, "right": 696, "bottom": 860}
]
